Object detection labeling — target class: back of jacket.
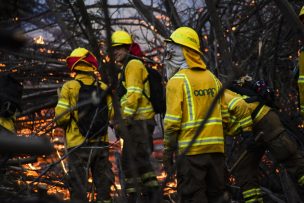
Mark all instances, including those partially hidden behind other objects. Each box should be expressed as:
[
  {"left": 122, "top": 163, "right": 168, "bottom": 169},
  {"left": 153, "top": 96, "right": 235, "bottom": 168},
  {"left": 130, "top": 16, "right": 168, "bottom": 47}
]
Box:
[
  {"left": 298, "top": 47, "right": 304, "bottom": 116},
  {"left": 164, "top": 68, "right": 224, "bottom": 155},
  {"left": 121, "top": 59, "right": 155, "bottom": 120},
  {"left": 55, "top": 71, "right": 113, "bottom": 149}
]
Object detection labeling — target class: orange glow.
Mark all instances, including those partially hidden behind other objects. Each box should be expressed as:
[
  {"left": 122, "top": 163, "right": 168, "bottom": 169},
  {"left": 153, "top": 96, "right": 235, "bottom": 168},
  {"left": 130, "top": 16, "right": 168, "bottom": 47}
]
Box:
[
  {"left": 34, "top": 36, "right": 45, "bottom": 45},
  {"left": 70, "top": 72, "right": 76, "bottom": 78}
]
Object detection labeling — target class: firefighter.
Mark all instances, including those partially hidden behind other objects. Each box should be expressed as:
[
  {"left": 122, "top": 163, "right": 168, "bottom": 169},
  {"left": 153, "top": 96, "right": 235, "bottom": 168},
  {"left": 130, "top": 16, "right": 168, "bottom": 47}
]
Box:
[
  {"left": 298, "top": 6, "right": 304, "bottom": 117},
  {"left": 0, "top": 74, "right": 23, "bottom": 167},
  {"left": 227, "top": 80, "right": 304, "bottom": 203},
  {"left": 55, "top": 48, "right": 114, "bottom": 203},
  {"left": 0, "top": 74, "right": 22, "bottom": 133},
  {"left": 111, "top": 30, "right": 160, "bottom": 203},
  {"left": 163, "top": 27, "right": 227, "bottom": 203}
]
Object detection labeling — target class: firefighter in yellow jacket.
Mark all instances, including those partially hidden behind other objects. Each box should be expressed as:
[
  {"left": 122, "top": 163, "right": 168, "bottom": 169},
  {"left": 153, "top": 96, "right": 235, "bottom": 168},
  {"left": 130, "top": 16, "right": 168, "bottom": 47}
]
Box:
[
  {"left": 0, "top": 74, "right": 23, "bottom": 168},
  {"left": 111, "top": 30, "right": 160, "bottom": 203},
  {"left": 298, "top": 6, "right": 304, "bottom": 117},
  {"left": 0, "top": 74, "right": 23, "bottom": 133},
  {"left": 227, "top": 81, "right": 304, "bottom": 203},
  {"left": 55, "top": 48, "right": 114, "bottom": 203},
  {"left": 163, "top": 27, "right": 227, "bottom": 202}
]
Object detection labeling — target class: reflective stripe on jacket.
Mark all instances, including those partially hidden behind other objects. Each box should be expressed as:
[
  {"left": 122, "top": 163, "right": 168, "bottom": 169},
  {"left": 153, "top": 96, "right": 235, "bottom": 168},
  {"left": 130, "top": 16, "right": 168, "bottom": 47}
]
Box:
[
  {"left": 298, "top": 48, "right": 304, "bottom": 116},
  {"left": 221, "top": 90, "right": 253, "bottom": 136},
  {"left": 55, "top": 69, "right": 113, "bottom": 149},
  {"left": 241, "top": 95, "right": 271, "bottom": 123},
  {"left": 121, "top": 59, "right": 154, "bottom": 120},
  {"left": 164, "top": 68, "right": 224, "bottom": 155}
]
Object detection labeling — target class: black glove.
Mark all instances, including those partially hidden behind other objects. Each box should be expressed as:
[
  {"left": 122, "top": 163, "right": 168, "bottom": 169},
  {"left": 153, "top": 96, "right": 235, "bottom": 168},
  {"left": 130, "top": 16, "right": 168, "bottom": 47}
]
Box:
[
  {"left": 241, "top": 131, "right": 257, "bottom": 151},
  {"left": 163, "top": 151, "right": 174, "bottom": 176}
]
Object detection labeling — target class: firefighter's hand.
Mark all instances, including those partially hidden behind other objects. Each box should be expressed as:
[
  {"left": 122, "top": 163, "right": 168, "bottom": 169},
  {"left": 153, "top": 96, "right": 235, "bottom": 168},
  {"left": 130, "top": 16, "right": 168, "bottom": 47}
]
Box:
[
  {"left": 241, "top": 131, "right": 256, "bottom": 151},
  {"left": 163, "top": 151, "right": 174, "bottom": 176},
  {"left": 123, "top": 118, "right": 133, "bottom": 127},
  {"left": 112, "top": 119, "right": 132, "bottom": 139}
]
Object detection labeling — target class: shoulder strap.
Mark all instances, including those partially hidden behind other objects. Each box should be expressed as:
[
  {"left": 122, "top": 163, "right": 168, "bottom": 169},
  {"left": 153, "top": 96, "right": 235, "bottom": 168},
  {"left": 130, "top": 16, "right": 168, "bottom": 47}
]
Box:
[
  {"left": 244, "top": 96, "right": 259, "bottom": 103},
  {"left": 75, "top": 79, "right": 84, "bottom": 86},
  {"left": 251, "top": 102, "right": 264, "bottom": 120},
  {"left": 142, "top": 66, "right": 151, "bottom": 101}
]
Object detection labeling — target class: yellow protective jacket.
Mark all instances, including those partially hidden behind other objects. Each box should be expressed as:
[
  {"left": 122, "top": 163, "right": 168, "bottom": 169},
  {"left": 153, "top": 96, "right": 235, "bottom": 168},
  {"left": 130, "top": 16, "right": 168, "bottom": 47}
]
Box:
[
  {"left": 223, "top": 92, "right": 270, "bottom": 135},
  {"left": 164, "top": 47, "right": 225, "bottom": 156},
  {"left": 0, "top": 117, "right": 15, "bottom": 133},
  {"left": 298, "top": 47, "right": 304, "bottom": 116},
  {"left": 120, "top": 59, "right": 154, "bottom": 120},
  {"left": 55, "top": 70, "right": 113, "bottom": 149},
  {"left": 221, "top": 90, "right": 253, "bottom": 136},
  {"left": 242, "top": 95, "right": 271, "bottom": 124}
]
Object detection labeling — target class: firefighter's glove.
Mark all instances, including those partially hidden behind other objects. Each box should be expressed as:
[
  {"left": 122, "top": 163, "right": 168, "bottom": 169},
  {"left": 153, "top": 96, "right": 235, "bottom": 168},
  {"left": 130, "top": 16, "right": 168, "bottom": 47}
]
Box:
[
  {"left": 123, "top": 118, "right": 133, "bottom": 127},
  {"left": 241, "top": 131, "right": 257, "bottom": 152},
  {"left": 163, "top": 150, "right": 174, "bottom": 177},
  {"left": 112, "top": 119, "right": 132, "bottom": 139}
]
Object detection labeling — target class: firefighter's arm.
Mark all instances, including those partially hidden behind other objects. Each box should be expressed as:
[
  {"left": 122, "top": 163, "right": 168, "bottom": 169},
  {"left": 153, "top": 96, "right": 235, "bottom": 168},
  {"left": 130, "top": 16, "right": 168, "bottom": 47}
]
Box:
[
  {"left": 221, "top": 92, "right": 240, "bottom": 136},
  {"left": 100, "top": 82, "right": 114, "bottom": 120},
  {"left": 107, "top": 95, "right": 114, "bottom": 120},
  {"left": 55, "top": 83, "right": 71, "bottom": 127},
  {"left": 298, "top": 50, "right": 304, "bottom": 117},
  {"left": 122, "top": 60, "right": 144, "bottom": 118},
  {"left": 226, "top": 90, "right": 253, "bottom": 132}
]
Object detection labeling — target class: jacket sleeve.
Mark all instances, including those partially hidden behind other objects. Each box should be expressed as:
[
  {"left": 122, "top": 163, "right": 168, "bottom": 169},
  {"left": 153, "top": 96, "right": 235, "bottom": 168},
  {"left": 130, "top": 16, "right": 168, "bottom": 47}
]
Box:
[
  {"left": 107, "top": 95, "right": 114, "bottom": 120},
  {"left": 55, "top": 83, "right": 71, "bottom": 127},
  {"left": 100, "top": 82, "right": 114, "bottom": 121},
  {"left": 298, "top": 48, "right": 304, "bottom": 117},
  {"left": 122, "top": 60, "right": 144, "bottom": 118},
  {"left": 224, "top": 90, "right": 253, "bottom": 136},
  {"left": 164, "top": 78, "right": 183, "bottom": 152}
]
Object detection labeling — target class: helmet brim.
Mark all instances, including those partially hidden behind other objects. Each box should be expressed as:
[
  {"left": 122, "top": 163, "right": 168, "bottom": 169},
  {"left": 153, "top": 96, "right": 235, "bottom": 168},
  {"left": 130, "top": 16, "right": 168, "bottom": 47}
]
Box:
[
  {"left": 112, "top": 43, "right": 132, "bottom": 47},
  {"left": 164, "top": 38, "right": 203, "bottom": 55}
]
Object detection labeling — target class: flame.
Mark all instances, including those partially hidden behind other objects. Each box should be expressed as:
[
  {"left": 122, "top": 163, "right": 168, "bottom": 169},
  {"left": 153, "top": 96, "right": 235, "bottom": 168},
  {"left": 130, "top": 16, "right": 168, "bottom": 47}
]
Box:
[
  {"left": 34, "top": 36, "right": 45, "bottom": 45},
  {"left": 105, "top": 55, "right": 110, "bottom": 62},
  {"left": 70, "top": 72, "right": 76, "bottom": 77}
]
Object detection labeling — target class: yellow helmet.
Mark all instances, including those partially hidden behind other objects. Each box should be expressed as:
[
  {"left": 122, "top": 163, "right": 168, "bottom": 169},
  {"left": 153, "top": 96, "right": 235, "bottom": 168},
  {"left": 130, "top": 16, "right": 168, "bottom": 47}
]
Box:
[
  {"left": 165, "top": 27, "right": 202, "bottom": 54},
  {"left": 299, "top": 6, "right": 304, "bottom": 17},
  {"left": 66, "top": 47, "right": 98, "bottom": 71},
  {"left": 69, "top": 47, "right": 89, "bottom": 57},
  {"left": 111, "top": 30, "right": 133, "bottom": 47}
]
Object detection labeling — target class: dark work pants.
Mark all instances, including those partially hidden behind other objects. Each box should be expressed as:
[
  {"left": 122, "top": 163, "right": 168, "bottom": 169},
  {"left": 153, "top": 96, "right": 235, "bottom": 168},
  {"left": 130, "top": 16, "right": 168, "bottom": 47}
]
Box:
[
  {"left": 121, "top": 119, "right": 160, "bottom": 202},
  {"left": 234, "top": 111, "right": 304, "bottom": 193},
  {"left": 67, "top": 141, "right": 114, "bottom": 202},
  {"left": 177, "top": 153, "right": 226, "bottom": 203}
]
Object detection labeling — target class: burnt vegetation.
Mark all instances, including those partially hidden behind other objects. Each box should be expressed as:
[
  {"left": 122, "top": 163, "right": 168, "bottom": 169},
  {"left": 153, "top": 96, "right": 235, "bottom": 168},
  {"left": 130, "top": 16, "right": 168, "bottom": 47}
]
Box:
[{"left": 0, "top": 0, "right": 304, "bottom": 202}]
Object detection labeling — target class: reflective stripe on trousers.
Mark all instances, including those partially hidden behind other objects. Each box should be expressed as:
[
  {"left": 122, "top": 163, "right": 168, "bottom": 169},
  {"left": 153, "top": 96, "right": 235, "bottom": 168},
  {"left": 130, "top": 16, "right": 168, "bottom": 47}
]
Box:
[{"left": 243, "top": 188, "right": 263, "bottom": 203}]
